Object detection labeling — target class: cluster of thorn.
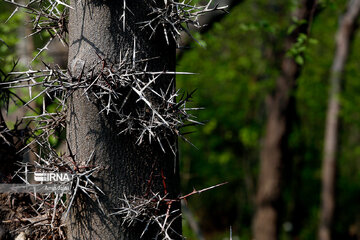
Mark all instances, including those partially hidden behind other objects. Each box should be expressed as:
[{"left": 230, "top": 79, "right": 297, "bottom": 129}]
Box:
[
  {"left": 0, "top": 63, "right": 33, "bottom": 145},
  {"left": 72, "top": 45, "right": 201, "bottom": 149},
  {"left": 0, "top": 63, "right": 69, "bottom": 152},
  {"left": 82, "top": 48, "right": 203, "bottom": 150},
  {"left": 141, "top": 0, "right": 228, "bottom": 46},
  {"left": 111, "top": 193, "right": 181, "bottom": 240},
  {"left": 110, "top": 182, "right": 226, "bottom": 240},
  {"left": 0, "top": 69, "right": 102, "bottom": 238},
  {"left": 0, "top": 62, "right": 66, "bottom": 239},
  {"left": 2, "top": 42, "right": 202, "bottom": 152},
  {"left": 9, "top": 139, "right": 104, "bottom": 239},
  {"left": 5, "top": 0, "right": 69, "bottom": 62}
]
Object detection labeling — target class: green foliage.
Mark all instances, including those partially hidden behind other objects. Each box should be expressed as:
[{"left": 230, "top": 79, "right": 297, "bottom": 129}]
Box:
[
  {"left": 178, "top": 1, "right": 285, "bottom": 238},
  {"left": 0, "top": 3, "right": 21, "bottom": 72},
  {"left": 287, "top": 33, "right": 319, "bottom": 65},
  {"left": 177, "top": 0, "right": 360, "bottom": 239},
  {"left": 287, "top": 18, "right": 307, "bottom": 35}
]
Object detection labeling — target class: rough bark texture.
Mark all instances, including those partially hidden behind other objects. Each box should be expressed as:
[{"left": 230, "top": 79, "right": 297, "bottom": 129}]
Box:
[
  {"left": 66, "top": 1, "right": 180, "bottom": 239},
  {"left": 319, "top": 1, "right": 360, "bottom": 240},
  {"left": 252, "top": 1, "right": 317, "bottom": 240}
]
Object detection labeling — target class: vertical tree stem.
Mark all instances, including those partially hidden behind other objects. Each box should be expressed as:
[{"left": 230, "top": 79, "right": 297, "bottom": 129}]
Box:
[
  {"left": 66, "top": 1, "right": 180, "bottom": 239},
  {"left": 319, "top": 1, "right": 360, "bottom": 240},
  {"left": 252, "top": 1, "right": 317, "bottom": 240}
]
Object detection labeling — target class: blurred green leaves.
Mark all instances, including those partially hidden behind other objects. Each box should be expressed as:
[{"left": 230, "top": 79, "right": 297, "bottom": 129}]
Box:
[{"left": 177, "top": 0, "right": 360, "bottom": 239}]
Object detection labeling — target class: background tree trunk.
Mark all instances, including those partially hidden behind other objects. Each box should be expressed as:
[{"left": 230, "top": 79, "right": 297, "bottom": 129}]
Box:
[
  {"left": 252, "top": 1, "right": 317, "bottom": 240},
  {"left": 16, "top": 0, "right": 33, "bottom": 67},
  {"left": 66, "top": 1, "right": 180, "bottom": 239},
  {"left": 319, "top": 1, "right": 360, "bottom": 240}
]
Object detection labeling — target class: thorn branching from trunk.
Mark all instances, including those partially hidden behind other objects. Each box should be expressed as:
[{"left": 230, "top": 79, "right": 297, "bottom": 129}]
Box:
[
  {"left": 1, "top": 43, "right": 203, "bottom": 151},
  {"left": 140, "top": 0, "right": 228, "bottom": 46},
  {"left": 110, "top": 183, "right": 227, "bottom": 240}
]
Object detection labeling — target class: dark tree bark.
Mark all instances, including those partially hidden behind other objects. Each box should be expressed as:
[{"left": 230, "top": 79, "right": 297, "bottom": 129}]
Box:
[
  {"left": 0, "top": 115, "right": 19, "bottom": 182},
  {"left": 66, "top": 1, "right": 180, "bottom": 239},
  {"left": 319, "top": 1, "right": 360, "bottom": 240},
  {"left": 252, "top": 1, "right": 317, "bottom": 240}
]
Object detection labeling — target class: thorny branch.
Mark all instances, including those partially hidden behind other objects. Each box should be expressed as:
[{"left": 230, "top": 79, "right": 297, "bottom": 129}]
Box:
[
  {"left": 110, "top": 182, "right": 227, "bottom": 240},
  {"left": 4, "top": 0, "right": 69, "bottom": 62},
  {"left": 1, "top": 42, "right": 203, "bottom": 152},
  {"left": 6, "top": 140, "right": 104, "bottom": 239},
  {"left": 140, "top": 0, "right": 228, "bottom": 46}
]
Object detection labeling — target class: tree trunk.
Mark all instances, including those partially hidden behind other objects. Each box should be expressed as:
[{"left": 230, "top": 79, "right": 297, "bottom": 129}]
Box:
[
  {"left": 66, "top": 1, "right": 180, "bottom": 239},
  {"left": 252, "top": 1, "right": 317, "bottom": 240},
  {"left": 319, "top": 1, "right": 360, "bottom": 240}
]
